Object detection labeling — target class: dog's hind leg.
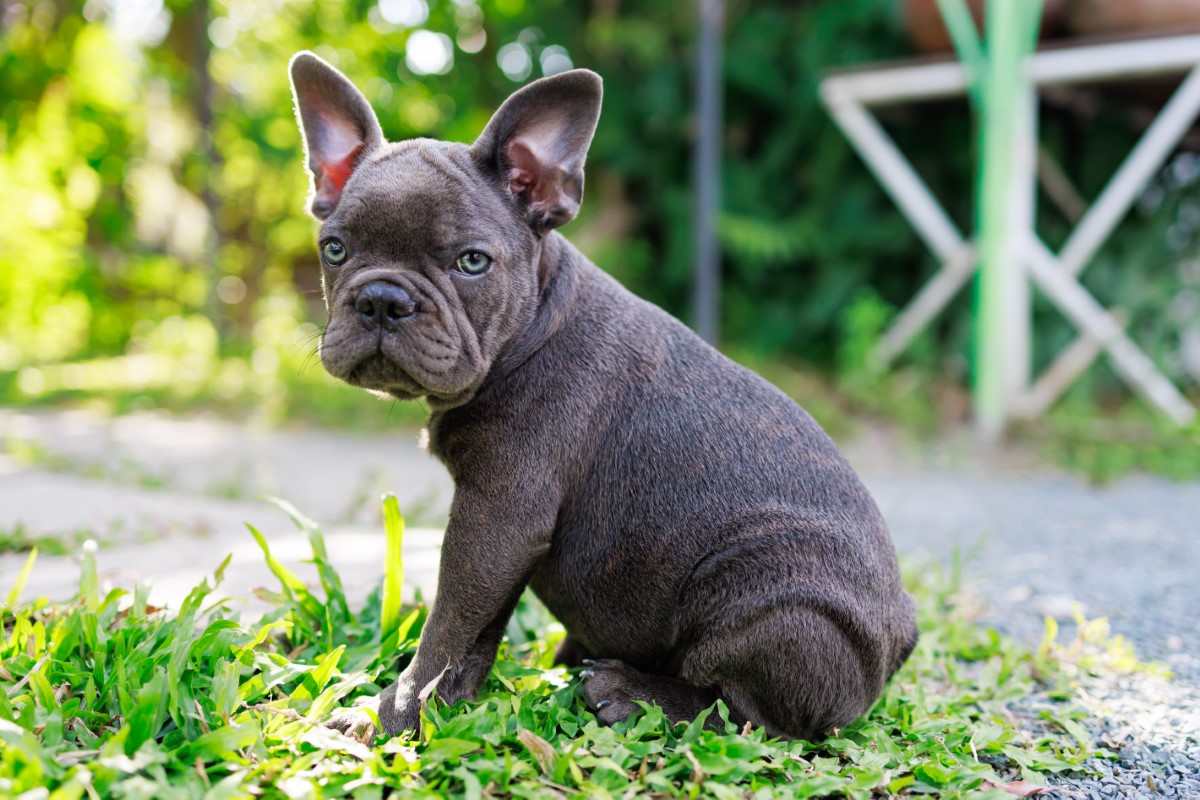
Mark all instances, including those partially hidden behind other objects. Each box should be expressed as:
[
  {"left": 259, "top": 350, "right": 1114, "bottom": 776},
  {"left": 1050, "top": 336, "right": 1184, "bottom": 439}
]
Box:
[
  {"left": 579, "top": 603, "right": 894, "bottom": 739},
  {"left": 679, "top": 604, "right": 887, "bottom": 741},
  {"left": 579, "top": 659, "right": 725, "bottom": 728}
]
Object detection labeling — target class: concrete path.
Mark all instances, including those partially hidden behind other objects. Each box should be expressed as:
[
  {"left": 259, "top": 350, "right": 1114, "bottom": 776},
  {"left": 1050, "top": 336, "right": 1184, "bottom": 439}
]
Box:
[
  {"left": 1, "top": 407, "right": 1196, "bottom": 797},
  {"left": 0, "top": 408, "right": 454, "bottom": 611}
]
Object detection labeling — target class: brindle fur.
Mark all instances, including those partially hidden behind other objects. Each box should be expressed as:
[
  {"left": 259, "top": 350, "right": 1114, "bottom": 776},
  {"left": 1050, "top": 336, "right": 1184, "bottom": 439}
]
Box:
[{"left": 289, "top": 52, "right": 918, "bottom": 741}]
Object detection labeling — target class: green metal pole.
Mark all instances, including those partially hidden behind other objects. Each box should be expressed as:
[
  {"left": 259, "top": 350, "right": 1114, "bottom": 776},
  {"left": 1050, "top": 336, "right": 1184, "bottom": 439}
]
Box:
[
  {"left": 975, "top": 1, "right": 1041, "bottom": 440},
  {"left": 938, "top": 0, "right": 1042, "bottom": 441}
]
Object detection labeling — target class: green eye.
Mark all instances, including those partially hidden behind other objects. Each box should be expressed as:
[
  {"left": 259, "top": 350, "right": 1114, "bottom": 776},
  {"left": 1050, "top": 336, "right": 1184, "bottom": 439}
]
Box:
[
  {"left": 454, "top": 251, "right": 492, "bottom": 276},
  {"left": 322, "top": 239, "right": 347, "bottom": 266}
]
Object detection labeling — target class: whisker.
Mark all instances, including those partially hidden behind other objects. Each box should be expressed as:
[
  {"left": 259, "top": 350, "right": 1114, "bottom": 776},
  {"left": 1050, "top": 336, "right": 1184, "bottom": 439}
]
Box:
[{"left": 298, "top": 349, "right": 320, "bottom": 376}]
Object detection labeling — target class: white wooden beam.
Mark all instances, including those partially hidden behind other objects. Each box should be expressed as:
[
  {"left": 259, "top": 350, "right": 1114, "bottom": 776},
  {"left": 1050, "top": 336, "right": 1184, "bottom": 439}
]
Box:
[
  {"left": 1025, "top": 237, "right": 1196, "bottom": 425},
  {"left": 821, "top": 88, "right": 964, "bottom": 259},
  {"left": 1058, "top": 65, "right": 1200, "bottom": 276},
  {"left": 1017, "top": 309, "right": 1128, "bottom": 419},
  {"left": 823, "top": 33, "right": 1200, "bottom": 107},
  {"left": 1028, "top": 34, "right": 1200, "bottom": 86},
  {"left": 874, "top": 244, "right": 976, "bottom": 367}
]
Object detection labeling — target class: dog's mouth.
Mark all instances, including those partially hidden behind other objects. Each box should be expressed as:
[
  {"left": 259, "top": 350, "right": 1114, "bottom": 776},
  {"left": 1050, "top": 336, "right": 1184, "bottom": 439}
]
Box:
[
  {"left": 319, "top": 321, "right": 480, "bottom": 403},
  {"left": 344, "top": 351, "right": 425, "bottom": 398}
]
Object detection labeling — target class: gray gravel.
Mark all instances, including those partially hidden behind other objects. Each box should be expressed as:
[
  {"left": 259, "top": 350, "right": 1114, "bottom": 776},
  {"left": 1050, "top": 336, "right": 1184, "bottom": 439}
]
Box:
[
  {"left": 2, "top": 409, "right": 1197, "bottom": 797},
  {"left": 861, "top": 467, "right": 1200, "bottom": 799}
]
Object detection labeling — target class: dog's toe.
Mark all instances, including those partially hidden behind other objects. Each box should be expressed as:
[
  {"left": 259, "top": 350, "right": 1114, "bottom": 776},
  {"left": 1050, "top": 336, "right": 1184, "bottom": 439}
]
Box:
[
  {"left": 578, "top": 659, "right": 642, "bottom": 726},
  {"left": 325, "top": 696, "right": 381, "bottom": 743}
]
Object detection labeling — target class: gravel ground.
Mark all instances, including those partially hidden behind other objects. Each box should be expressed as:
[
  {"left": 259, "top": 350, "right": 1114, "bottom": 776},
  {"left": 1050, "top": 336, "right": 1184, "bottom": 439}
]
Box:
[
  {"left": 863, "top": 469, "right": 1200, "bottom": 798},
  {"left": 2, "top": 409, "right": 1197, "bottom": 797},
  {"left": 1064, "top": 672, "right": 1200, "bottom": 799}
]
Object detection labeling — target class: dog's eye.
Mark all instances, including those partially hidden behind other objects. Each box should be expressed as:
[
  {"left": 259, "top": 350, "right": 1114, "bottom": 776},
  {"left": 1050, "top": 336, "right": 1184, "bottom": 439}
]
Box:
[
  {"left": 322, "top": 239, "right": 347, "bottom": 267},
  {"left": 454, "top": 251, "right": 492, "bottom": 276}
]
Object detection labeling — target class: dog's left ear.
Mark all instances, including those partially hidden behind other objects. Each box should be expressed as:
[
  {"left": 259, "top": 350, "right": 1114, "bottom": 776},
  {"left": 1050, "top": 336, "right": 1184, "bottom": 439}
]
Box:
[{"left": 471, "top": 69, "right": 602, "bottom": 233}]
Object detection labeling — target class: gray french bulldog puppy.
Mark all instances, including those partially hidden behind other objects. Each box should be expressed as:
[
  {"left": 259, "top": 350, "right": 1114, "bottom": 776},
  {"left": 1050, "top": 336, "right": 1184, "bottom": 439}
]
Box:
[{"left": 289, "top": 51, "right": 918, "bottom": 741}]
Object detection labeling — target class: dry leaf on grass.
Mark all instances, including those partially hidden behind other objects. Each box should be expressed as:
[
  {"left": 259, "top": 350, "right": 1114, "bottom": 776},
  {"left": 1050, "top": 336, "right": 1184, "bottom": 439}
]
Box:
[
  {"left": 517, "top": 728, "right": 557, "bottom": 774},
  {"left": 982, "top": 779, "right": 1050, "bottom": 796}
]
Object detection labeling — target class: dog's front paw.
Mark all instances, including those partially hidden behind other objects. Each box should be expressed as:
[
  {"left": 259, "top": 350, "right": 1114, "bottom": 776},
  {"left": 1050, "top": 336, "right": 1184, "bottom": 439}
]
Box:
[
  {"left": 579, "top": 659, "right": 642, "bottom": 726},
  {"left": 327, "top": 679, "right": 421, "bottom": 740},
  {"left": 325, "top": 695, "right": 381, "bottom": 742}
]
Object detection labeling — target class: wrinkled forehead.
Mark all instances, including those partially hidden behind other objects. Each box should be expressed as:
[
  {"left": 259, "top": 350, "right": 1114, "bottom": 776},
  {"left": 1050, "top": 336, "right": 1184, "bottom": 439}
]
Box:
[{"left": 323, "top": 140, "right": 517, "bottom": 250}]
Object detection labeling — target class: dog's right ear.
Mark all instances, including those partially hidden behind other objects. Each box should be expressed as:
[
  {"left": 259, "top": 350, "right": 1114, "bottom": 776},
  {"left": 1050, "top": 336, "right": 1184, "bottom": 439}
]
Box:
[{"left": 289, "top": 51, "right": 384, "bottom": 220}]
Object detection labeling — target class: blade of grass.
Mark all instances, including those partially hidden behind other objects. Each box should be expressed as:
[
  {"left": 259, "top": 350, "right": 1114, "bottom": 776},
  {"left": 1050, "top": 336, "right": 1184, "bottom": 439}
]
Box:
[
  {"left": 79, "top": 540, "right": 99, "bottom": 612},
  {"left": 269, "top": 497, "right": 350, "bottom": 625},
  {"left": 4, "top": 547, "right": 37, "bottom": 607},
  {"left": 245, "top": 523, "right": 325, "bottom": 632},
  {"left": 124, "top": 667, "right": 167, "bottom": 755},
  {"left": 291, "top": 644, "right": 345, "bottom": 702},
  {"left": 212, "top": 659, "right": 241, "bottom": 721},
  {"left": 246, "top": 524, "right": 308, "bottom": 599},
  {"left": 182, "top": 720, "right": 261, "bottom": 760},
  {"left": 380, "top": 494, "right": 406, "bottom": 657}
]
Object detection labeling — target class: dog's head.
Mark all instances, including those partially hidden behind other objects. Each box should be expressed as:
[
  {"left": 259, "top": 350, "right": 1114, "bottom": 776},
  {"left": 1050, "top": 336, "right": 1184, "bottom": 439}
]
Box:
[{"left": 289, "top": 52, "right": 601, "bottom": 407}]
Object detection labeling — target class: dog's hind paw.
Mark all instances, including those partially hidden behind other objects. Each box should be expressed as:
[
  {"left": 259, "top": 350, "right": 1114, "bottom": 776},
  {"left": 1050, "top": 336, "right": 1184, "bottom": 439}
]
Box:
[
  {"left": 579, "top": 658, "right": 726, "bottom": 730},
  {"left": 578, "top": 659, "right": 643, "bottom": 726}
]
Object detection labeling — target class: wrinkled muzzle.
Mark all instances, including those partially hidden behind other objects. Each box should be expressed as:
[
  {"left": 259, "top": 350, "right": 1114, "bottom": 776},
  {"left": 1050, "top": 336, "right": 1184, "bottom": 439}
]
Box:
[{"left": 320, "top": 268, "right": 485, "bottom": 402}]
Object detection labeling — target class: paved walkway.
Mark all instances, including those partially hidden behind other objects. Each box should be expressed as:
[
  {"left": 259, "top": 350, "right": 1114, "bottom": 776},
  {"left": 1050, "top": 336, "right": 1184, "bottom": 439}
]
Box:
[
  {"left": 0, "top": 409, "right": 454, "bottom": 610},
  {"left": 1, "top": 408, "right": 1196, "bottom": 798}
]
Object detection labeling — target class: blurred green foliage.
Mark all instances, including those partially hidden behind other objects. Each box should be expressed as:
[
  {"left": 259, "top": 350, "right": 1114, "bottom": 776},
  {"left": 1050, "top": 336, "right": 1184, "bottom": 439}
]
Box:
[{"left": 0, "top": 0, "right": 1197, "bottom": 426}]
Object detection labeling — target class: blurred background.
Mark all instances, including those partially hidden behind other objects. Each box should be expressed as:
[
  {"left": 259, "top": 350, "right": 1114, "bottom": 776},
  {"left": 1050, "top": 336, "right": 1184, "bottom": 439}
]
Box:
[
  {"left": 4, "top": 12, "right": 1200, "bottom": 787},
  {"left": 2, "top": 0, "right": 1200, "bottom": 478}
]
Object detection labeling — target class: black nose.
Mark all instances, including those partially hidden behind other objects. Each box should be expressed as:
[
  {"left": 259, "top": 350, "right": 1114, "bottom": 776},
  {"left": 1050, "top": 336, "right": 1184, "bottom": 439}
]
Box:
[{"left": 354, "top": 281, "right": 416, "bottom": 329}]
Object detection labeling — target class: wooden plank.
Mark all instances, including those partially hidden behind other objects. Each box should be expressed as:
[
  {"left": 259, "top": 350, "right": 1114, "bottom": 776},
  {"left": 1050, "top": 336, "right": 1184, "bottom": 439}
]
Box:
[
  {"left": 1058, "top": 65, "right": 1200, "bottom": 276},
  {"left": 1016, "top": 309, "right": 1128, "bottom": 418},
  {"left": 822, "top": 33, "right": 1200, "bottom": 107},
  {"left": 1025, "top": 238, "right": 1196, "bottom": 425},
  {"left": 874, "top": 244, "right": 976, "bottom": 367}
]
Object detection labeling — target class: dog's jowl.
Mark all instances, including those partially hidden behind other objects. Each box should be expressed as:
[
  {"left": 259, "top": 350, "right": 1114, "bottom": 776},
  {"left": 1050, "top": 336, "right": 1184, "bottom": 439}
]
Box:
[{"left": 289, "top": 51, "right": 918, "bottom": 741}]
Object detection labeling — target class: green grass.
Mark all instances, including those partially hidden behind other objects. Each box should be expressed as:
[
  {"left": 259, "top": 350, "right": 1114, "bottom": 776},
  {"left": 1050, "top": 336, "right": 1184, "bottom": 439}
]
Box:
[
  {"left": 1025, "top": 410, "right": 1200, "bottom": 485},
  {"left": 1, "top": 502, "right": 1127, "bottom": 799}
]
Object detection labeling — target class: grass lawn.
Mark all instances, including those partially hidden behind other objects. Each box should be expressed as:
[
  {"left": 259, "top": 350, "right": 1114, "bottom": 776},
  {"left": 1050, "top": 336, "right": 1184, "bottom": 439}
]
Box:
[{"left": 1, "top": 499, "right": 1129, "bottom": 799}]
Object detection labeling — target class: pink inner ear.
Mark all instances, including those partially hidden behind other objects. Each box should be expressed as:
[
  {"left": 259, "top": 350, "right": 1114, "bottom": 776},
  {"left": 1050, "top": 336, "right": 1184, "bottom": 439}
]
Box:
[
  {"left": 307, "top": 97, "right": 369, "bottom": 198},
  {"left": 311, "top": 144, "right": 364, "bottom": 217},
  {"left": 506, "top": 140, "right": 542, "bottom": 199},
  {"left": 318, "top": 145, "right": 362, "bottom": 195},
  {"left": 313, "top": 105, "right": 365, "bottom": 159}
]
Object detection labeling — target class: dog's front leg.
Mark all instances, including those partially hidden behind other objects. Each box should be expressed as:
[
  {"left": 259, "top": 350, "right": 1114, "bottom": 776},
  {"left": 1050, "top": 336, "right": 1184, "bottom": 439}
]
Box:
[{"left": 373, "top": 482, "right": 556, "bottom": 736}]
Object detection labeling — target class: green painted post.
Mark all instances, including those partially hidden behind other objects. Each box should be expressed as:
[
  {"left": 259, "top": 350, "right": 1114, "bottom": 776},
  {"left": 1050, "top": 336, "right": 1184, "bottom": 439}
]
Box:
[{"left": 938, "top": 0, "right": 1042, "bottom": 441}]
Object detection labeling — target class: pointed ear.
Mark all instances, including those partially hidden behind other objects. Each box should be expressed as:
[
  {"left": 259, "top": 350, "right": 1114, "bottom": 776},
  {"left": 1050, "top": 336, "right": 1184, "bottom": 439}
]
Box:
[
  {"left": 289, "top": 51, "right": 385, "bottom": 220},
  {"left": 470, "top": 69, "right": 602, "bottom": 233}
]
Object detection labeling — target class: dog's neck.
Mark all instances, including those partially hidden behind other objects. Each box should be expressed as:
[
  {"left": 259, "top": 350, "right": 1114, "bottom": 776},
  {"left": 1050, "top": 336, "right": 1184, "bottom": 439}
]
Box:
[{"left": 490, "top": 231, "right": 581, "bottom": 384}]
